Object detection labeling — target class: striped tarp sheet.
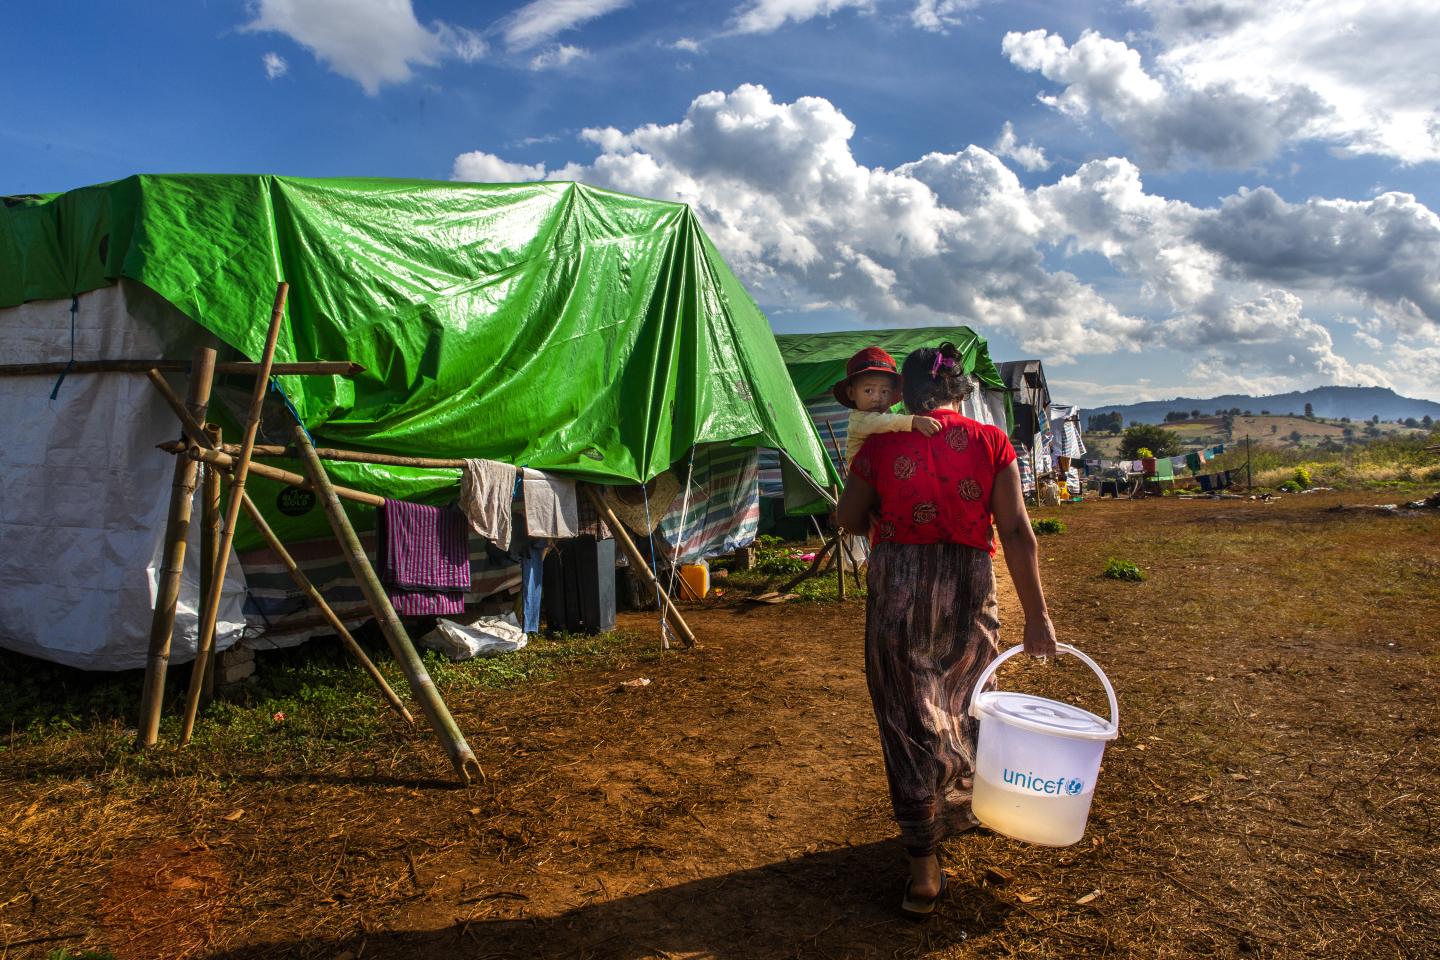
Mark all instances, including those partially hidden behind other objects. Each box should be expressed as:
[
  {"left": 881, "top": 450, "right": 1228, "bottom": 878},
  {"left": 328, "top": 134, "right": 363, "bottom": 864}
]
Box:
[
  {"left": 655, "top": 444, "right": 760, "bottom": 563},
  {"left": 238, "top": 532, "right": 521, "bottom": 647}
]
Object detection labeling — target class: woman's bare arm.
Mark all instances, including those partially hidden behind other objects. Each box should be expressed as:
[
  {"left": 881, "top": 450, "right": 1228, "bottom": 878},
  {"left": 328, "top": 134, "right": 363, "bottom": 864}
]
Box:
[
  {"left": 990, "top": 461, "right": 1058, "bottom": 658},
  {"left": 836, "top": 472, "right": 878, "bottom": 535}
]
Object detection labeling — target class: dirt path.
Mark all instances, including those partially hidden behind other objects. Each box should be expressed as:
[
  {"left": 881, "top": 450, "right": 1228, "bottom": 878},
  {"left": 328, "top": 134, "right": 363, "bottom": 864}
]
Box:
[{"left": 6, "top": 492, "right": 1437, "bottom": 959}]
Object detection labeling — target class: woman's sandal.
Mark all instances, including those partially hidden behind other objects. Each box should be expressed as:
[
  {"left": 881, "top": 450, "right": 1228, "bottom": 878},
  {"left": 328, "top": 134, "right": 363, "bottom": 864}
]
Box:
[{"left": 900, "top": 872, "right": 948, "bottom": 920}]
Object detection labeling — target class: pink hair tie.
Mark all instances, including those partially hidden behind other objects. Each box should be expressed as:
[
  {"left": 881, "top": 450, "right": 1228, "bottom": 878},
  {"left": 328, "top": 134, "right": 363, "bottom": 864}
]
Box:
[{"left": 930, "top": 353, "right": 956, "bottom": 378}]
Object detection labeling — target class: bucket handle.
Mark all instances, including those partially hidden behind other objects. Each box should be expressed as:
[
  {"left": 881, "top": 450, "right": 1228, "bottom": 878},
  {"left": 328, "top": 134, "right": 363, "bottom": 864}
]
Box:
[{"left": 968, "top": 643, "right": 1119, "bottom": 734}]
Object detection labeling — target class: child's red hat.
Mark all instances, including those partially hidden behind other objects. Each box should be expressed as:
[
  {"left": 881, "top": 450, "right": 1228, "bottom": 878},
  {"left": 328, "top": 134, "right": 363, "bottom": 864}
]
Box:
[{"left": 832, "top": 347, "right": 903, "bottom": 408}]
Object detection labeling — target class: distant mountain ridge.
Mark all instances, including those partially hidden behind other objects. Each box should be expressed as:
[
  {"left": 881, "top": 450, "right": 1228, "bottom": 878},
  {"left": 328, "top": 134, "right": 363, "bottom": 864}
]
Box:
[{"left": 1086, "top": 386, "right": 1440, "bottom": 425}]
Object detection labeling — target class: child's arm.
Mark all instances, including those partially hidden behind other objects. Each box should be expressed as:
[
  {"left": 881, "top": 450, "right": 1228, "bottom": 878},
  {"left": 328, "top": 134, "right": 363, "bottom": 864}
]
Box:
[
  {"left": 846, "top": 411, "right": 942, "bottom": 461},
  {"left": 851, "top": 410, "right": 941, "bottom": 437}
]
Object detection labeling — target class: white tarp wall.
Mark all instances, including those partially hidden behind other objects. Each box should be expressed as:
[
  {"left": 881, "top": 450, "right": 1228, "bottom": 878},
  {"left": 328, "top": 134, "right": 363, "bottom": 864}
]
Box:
[{"left": 0, "top": 282, "right": 247, "bottom": 670}]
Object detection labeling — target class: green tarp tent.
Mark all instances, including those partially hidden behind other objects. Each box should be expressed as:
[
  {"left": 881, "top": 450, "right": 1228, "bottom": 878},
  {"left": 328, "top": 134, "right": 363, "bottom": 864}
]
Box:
[
  {"left": 2, "top": 174, "right": 837, "bottom": 549},
  {"left": 0, "top": 175, "right": 837, "bottom": 667}
]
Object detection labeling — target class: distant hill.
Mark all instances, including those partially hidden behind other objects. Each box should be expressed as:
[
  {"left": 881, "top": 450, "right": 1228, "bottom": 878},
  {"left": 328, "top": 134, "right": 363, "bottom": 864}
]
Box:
[{"left": 1087, "top": 386, "right": 1440, "bottom": 426}]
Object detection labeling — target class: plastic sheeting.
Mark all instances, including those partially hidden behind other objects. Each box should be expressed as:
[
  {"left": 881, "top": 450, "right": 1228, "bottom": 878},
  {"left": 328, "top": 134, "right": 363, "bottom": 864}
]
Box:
[
  {"left": 0, "top": 284, "right": 247, "bottom": 669},
  {"left": 1, "top": 176, "right": 836, "bottom": 530}
]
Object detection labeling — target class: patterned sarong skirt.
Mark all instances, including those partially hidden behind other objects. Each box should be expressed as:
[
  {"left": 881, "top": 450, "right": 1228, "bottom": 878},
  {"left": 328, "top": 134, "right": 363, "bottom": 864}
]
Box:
[{"left": 864, "top": 541, "right": 1000, "bottom": 851}]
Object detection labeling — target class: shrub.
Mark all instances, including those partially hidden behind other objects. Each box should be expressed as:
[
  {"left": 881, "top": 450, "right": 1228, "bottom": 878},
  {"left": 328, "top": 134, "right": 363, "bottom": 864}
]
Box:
[
  {"left": 1120, "top": 424, "right": 1183, "bottom": 459},
  {"left": 1102, "top": 557, "right": 1146, "bottom": 582},
  {"left": 1292, "top": 465, "right": 1312, "bottom": 488},
  {"left": 1135, "top": 446, "right": 1154, "bottom": 459},
  {"left": 1278, "top": 480, "right": 1302, "bottom": 493},
  {"left": 1031, "top": 518, "right": 1066, "bottom": 535}
]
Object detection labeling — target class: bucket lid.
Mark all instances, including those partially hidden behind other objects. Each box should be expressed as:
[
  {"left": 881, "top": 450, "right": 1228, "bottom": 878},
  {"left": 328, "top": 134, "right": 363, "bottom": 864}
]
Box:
[{"left": 974, "top": 691, "right": 1118, "bottom": 741}]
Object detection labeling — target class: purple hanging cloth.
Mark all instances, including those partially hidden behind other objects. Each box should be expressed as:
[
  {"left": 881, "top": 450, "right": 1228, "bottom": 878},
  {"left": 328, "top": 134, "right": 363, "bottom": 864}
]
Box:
[{"left": 376, "top": 498, "right": 471, "bottom": 616}]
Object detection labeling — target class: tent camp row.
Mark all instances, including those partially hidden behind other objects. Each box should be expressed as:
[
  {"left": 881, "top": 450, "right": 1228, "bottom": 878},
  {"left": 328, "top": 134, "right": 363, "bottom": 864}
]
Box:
[
  {"left": 762, "top": 332, "right": 1085, "bottom": 503},
  {"left": 0, "top": 175, "right": 839, "bottom": 676}
]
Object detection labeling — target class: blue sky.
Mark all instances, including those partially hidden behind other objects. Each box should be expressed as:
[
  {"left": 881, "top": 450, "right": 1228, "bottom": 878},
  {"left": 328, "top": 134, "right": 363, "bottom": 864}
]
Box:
[{"left": 5, "top": 0, "right": 1440, "bottom": 403}]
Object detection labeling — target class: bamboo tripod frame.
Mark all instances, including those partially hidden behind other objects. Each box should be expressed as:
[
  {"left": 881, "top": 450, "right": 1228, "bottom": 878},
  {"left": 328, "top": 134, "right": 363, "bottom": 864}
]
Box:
[{"left": 144, "top": 369, "right": 415, "bottom": 726}]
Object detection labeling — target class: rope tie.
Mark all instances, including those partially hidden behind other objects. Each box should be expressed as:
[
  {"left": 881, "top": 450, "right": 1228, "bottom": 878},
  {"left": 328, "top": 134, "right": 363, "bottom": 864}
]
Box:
[{"left": 47, "top": 296, "right": 79, "bottom": 401}]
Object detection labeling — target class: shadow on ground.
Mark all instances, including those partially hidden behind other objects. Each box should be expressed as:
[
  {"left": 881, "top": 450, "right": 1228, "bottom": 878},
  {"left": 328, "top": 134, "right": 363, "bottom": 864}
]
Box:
[{"left": 203, "top": 842, "right": 1013, "bottom": 959}]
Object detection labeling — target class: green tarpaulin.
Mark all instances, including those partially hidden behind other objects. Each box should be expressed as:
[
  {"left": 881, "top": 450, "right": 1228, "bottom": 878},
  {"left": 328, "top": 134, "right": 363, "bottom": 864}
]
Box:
[
  {"left": 2, "top": 175, "right": 837, "bottom": 545},
  {"left": 774, "top": 325, "right": 1010, "bottom": 424}
]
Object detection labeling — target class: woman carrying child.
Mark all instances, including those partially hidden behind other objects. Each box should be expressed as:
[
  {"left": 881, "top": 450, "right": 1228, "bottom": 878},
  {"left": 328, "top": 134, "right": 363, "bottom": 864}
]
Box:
[{"left": 836, "top": 342, "right": 1057, "bottom": 919}]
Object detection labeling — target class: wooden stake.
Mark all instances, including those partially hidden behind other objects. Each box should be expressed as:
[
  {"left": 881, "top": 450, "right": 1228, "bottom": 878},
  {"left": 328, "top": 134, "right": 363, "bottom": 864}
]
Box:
[
  {"left": 180, "top": 282, "right": 290, "bottom": 745},
  {"left": 136, "top": 346, "right": 218, "bottom": 748},
  {"left": 199, "top": 424, "right": 223, "bottom": 702},
  {"left": 582, "top": 486, "right": 696, "bottom": 648},
  {"left": 237, "top": 495, "right": 415, "bottom": 726},
  {"left": 293, "top": 424, "right": 481, "bottom": 783}
]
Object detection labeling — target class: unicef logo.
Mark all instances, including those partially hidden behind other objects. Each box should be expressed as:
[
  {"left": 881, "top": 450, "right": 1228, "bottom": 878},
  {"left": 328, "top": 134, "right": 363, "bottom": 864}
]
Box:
[{"left": 1065, "top": 778, "right": 1084, "bottom": 796}]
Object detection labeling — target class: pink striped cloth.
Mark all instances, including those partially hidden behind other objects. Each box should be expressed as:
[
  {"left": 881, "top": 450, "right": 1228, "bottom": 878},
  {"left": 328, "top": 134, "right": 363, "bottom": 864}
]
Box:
[{"left": 377, "top": 498, "right": 471, "bottom": 616}]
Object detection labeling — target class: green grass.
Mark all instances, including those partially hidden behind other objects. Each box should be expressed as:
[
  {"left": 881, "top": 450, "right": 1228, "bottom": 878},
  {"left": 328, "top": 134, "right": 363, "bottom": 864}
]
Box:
[
  {"left": 0, "top": 626, "right": 642, "bottom": 764},
  {"left": 1102, "top": 557, "right": 1147, "bottom": 582},
  {"left": 1032, "top": 518, "right": 1067, "bottom": 535}
]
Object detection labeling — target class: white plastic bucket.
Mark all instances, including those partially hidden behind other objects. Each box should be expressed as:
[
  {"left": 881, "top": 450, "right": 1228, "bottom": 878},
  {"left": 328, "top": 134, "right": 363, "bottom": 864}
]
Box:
[{"left": 969, "top": 643, "right": 1119, "bottom": 847}]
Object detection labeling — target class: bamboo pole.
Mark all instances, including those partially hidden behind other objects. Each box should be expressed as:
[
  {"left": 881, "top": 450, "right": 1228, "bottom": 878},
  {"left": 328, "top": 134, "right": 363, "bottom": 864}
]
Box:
[
  {"left": 237, "top": 495, "right": 414, "bottom": 726},
  {"left": 293, "top": 424, "right": 481, "bottom": 783},
  {"left": 175, "top": 444, "right": 386, "bottom": 507},
  {"left": 199, "top": 424, "right": 223, "bottom": 702},
  {"left": 136, "top": 346, "right": 218, "bottom": 748},
  {"left": 0, "top": 359, "right": 363, "bottom": 377},
  {"left": 833, "top": 486, "right": 846, "bottom": 602},
  {"left": 581, "top": 486, "right": 696, "bottom": 648},
  {"left": 214, "top": 442, "right": 468, "bottom": 470},
  {"left": 180, "top": 282, "right": 290, "bottom": 745}
]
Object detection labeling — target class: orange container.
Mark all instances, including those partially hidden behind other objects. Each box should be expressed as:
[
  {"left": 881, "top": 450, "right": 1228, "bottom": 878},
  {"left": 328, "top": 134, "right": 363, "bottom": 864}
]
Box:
[{"left": 679, "top": 561, "right": 709, "bottom": 599}]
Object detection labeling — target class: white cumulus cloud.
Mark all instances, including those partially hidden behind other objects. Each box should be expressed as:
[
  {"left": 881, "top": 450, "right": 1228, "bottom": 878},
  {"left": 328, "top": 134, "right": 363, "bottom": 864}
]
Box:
[
  {"left": 991, "top": 121, "right": 1050, "bottom": 171},
  {"left": 451, "top": 151, "right": 548, "bottom": 182},
  {"left": 910, "top": 0, "right": 978, "bottom": 33},
  {"left": 452, "top": 84, "right": 1440, "bottom": 395},
  {"left": 262, "top": 51, "right": 288, "bottom": 79},
  {"left": 243, "top": 0, "right": 484, "bottom": 95},
  {"left": 1005, "top": 1, "right": 1440, "bottom": 167}
]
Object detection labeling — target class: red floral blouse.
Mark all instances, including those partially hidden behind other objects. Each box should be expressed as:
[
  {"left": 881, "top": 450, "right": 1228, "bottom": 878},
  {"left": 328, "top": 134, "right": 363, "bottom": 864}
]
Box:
[{"left": 849, "top": 409, "right": 1016, "bottom": 553}]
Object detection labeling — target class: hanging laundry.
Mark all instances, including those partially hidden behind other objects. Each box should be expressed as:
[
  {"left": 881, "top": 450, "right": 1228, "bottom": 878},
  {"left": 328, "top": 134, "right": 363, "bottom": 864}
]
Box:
[
  {"left": 1185, "top": 451, "right": 1202, "bottom": 472},
  {"left": 1018, "top": 446, "right": 1036, "bottom": 493},
  {"left": 461, "top": 459, "right": 516, "bottom": 551},
  {"left": 1155, "top": 458, "right": 1174, "bottom": 481},
  {"left": 1218, "top": 470, "right": 1232, "bottom": 489},
  {"left": 522, "top": 468, "right": 580, "bottom": 539},
  {"left": 377, "top": 499, "right": 470, "bottom": 616},
  {"left": 1199, "top": 474, "right": 1214, "bottom": 493}
]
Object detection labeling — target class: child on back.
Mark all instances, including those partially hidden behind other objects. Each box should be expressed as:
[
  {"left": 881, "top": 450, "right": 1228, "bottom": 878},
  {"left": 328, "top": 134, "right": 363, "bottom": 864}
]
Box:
[{"left": 833, "top": 347, "right": 942, "bottom": 463}]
